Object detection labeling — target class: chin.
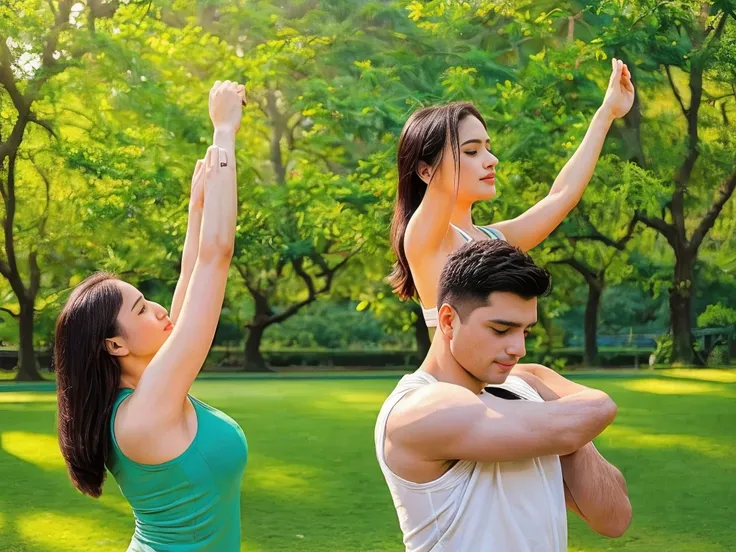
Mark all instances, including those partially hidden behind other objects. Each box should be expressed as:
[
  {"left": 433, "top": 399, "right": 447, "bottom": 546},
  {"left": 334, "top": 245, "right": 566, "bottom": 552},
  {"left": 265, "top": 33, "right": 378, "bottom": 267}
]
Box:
[
  {"left": 485, "top": 371, "right": 511, "bottom": 385},
  {"left": 472, "top": 186, "right": 496, "bottom": 201}
]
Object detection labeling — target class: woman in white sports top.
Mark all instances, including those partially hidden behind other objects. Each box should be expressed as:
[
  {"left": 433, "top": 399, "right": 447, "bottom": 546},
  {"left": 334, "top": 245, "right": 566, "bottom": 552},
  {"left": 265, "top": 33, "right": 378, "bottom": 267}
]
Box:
[{"left": 389, "top": 58, "right": 635, "bottom": 335}]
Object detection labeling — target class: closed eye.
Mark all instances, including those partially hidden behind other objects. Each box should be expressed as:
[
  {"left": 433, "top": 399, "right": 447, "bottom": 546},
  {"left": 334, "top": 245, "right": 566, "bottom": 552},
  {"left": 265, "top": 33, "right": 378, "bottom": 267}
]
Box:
[
  {"left": 140, "top": 304, "right": 147, "bottom": 315},
  {"left": 491, "top": 328, "right": 508, "bottom": 335}
]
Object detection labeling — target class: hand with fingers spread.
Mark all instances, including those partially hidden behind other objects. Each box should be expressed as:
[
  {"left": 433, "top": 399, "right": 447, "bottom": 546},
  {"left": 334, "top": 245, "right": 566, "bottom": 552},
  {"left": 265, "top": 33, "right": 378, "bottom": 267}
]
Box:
[
  {"left": 600, "top": 57, "right": 635, "bottom": 120},
  {"left": 208, "top": 80, "right": 247, "bottom": 134}
]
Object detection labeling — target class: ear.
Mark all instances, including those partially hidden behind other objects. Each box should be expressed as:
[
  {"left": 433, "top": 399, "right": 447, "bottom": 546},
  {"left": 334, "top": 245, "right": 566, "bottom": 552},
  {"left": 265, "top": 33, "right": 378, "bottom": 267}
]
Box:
[
  {"left": 437, "top": 303, "right": 457, "bottom": 339},
  {"left": 105, "top": 337, "right": 129, "bottom": 358},
  {"left": 416, "top": 160, "right": 434, "bottom": 185}
]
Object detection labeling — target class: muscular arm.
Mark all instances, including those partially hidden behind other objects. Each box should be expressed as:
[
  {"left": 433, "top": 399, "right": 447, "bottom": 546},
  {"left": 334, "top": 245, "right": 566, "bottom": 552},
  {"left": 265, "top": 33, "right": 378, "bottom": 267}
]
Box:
[
  {"left": 562, "top": 442, "right": 631, "bottom": 537},
  {"left": 513, "top": 365, "right": 632, "bottom": 537},
  {"left": 392, "top": 382, "right": 617, "bottom": 465}
]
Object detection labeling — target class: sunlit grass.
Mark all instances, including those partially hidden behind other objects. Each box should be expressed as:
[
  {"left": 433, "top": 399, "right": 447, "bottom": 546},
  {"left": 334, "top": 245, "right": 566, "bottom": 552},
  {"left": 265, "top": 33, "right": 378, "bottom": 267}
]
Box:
[
  {"left": 620, "top": 378, "right": 736, "bottom": 398},
  {"left": 1, "top": 371, "right": 734, "bottom": 551}
]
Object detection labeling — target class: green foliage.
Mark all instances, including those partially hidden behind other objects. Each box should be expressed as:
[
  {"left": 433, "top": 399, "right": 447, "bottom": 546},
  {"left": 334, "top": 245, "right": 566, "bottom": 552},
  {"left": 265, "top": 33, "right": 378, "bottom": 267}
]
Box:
[
  {"left": 1, "top": 0, "right": 735, "bottom": 364},
  {"left": 697, "top": 303, "right": 736, "bottom": 328},
  {"left": 654, "top": 333, "right": 674, "bottom": 365}
]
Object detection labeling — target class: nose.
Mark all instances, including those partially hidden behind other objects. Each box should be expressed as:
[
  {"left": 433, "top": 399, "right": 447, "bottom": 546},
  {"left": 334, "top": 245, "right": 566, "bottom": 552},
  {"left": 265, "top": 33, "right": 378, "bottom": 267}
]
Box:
[
  {"left": 483, "top": 151, "right": 498, "bottom": 169},
  {"left": 506, "top": 332, "right": 526, "bottom": 360},
  {"left": 153, "top": 302, "right": 169, "bottom": 319}
]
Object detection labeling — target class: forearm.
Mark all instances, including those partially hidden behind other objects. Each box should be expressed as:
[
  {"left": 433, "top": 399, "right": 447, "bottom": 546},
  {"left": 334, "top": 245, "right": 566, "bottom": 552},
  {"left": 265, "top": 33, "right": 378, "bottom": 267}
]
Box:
[
  {"left": 170, "top": 207, "right": 203, "bottom": 324},
  {"left": 199, "top": 158, "right": 237, "bottom": 258},
  {"left": 562, "top": 442, "right": 632, "bottom": 537},
  {"left": 213, "top": 126, "right": 236, "bottom": 160},
  {"left": 548, "top": 107, "right": 615, "bottom": 202},
  {"left": 514, "top": 364, "right": 590, "bottom": 398}
]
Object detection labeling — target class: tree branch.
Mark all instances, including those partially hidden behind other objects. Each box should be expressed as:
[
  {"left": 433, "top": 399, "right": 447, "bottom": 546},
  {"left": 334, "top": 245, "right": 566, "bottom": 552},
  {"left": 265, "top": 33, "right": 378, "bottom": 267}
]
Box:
[
  {"left": 28, "top": 113, "right": 58, "bottom": 139},
  {"left": 635, "top": 211, "right": 677, "bottom": 249},
  {"left": 0, "top": 306, "right": 19, "bottom": 319},
  {"left": 549, "top": 257, "right": 599, "bottom": 288},
  {"left": 689, "top": 168, "right": 736, "bottom": 253},
  {"left": 665, "top": 65, "right": 688, "bottom": 118}
]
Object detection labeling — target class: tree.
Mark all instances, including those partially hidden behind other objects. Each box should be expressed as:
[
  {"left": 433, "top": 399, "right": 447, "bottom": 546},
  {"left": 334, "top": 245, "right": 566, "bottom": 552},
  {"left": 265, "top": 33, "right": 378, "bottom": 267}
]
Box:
[
  {"left": 0, "top": 0, "right": 121, "bottom": 380},
  {"left": 595, "top": 1, "right": 736, "bottom": 364}
]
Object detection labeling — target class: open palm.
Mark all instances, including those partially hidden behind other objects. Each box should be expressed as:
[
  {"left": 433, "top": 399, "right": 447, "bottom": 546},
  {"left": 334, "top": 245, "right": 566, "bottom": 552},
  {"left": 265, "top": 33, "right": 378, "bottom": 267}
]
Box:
[{"left": 602, "top": 58, "right": 635, "bottom": 119}]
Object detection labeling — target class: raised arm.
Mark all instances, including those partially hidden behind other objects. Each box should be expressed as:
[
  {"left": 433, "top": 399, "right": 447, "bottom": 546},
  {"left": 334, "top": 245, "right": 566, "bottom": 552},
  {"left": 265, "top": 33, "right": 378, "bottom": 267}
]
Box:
[
  {"left": 169, "top": 159, "right": 205, "bottom": 325},
  {"left": 131, "top": 81, "right": 244, "bottom": 420},
  {"left": 169, "top": 81, "right": 244, "bottom": 324},
  {"left": 490, "top": 58, "right": 635, "bottom": 252},
  {"left": 404, "top": 148, "right": 460, "bottom": 264},
  {"left": 395, "top": 382, "right": 617, "bottom": 464}
]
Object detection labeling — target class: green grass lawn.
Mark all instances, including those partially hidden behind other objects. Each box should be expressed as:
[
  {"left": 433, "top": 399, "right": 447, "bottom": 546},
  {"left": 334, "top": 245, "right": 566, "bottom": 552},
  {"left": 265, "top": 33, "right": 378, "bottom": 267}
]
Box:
[{"left": 1, "top": 370, "right": 735, "bottom": 551}]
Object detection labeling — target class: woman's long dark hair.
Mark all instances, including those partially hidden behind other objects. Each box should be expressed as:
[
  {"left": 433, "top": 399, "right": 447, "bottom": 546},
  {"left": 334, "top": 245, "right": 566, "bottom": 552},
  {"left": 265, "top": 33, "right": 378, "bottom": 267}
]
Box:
[
  {"left": 55, "top": 272, "right": 123, "bottom": 498},
  {"left": 388, "top": 102, "right": 487, "bottom": 300}
]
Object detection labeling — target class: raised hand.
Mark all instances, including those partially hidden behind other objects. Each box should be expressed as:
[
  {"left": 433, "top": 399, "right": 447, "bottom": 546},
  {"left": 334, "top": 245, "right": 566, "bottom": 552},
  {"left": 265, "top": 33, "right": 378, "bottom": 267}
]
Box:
[
  {"left": 600, "top": 58, "right": 635, "bottom": 120},
  {"left": 208, "top": 80, "right": 246, "bottom": 134}
]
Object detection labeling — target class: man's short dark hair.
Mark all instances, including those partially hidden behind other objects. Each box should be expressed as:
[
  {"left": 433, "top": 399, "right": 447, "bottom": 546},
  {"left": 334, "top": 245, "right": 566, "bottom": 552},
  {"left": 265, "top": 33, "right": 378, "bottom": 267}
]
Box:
[{"left": 437, "top": 240, "right": 552, "bottom": 321}]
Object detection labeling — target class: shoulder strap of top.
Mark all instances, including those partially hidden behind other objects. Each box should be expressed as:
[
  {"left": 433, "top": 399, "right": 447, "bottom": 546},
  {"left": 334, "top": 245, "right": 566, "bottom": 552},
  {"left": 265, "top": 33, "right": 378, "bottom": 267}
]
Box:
[
  {"left": 109, "top": 388, "right": 134, "bottom": 454},
  {"left": 449, "top": 223, "right": 473, "bottom": 242},
  {"left": 476, "top": 225, "right": 505, "bottom": 241}
]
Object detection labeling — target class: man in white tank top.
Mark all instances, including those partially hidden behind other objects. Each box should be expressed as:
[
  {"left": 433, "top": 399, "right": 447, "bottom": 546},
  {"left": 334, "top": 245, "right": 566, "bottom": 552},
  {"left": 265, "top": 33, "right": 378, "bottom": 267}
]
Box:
[{"left": 375, "top": 241, "right": 631, "bottom": 551}]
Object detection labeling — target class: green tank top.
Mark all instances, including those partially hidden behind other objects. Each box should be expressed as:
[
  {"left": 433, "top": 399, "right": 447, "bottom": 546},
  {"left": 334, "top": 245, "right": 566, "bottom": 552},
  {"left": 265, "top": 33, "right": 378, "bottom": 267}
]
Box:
[{"left": 107, "top": 388, "right": 248, "bottom": 551}]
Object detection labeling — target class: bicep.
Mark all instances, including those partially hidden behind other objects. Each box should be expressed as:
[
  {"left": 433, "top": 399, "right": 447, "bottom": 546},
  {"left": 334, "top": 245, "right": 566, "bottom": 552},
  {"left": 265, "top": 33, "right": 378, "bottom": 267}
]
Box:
[
  {"left": 418, "top": 392, "right": 574, "bottom": 463},
  {"left": 490, "top": 193, "right": 573, "bottom": 252},
  {"left": 404, "top": 183, "right": 457, "bottom": 260}
]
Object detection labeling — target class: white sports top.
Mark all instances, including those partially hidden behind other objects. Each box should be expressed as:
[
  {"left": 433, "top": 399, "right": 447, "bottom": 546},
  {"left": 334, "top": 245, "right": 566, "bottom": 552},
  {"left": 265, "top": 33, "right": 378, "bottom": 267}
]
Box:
[
  {"left": 421, "top": 224, "right": 505, "bottom": 328},
  {"left": 374, "top": 371, "right": 567, "bottom": 552}
]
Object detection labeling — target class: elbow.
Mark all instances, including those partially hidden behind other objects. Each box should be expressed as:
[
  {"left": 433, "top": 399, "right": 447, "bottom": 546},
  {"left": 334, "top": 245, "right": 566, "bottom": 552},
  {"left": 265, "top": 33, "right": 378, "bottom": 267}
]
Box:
[
  {"left": 597, "top": 500, "right": 633, "bottom": 538},
  {"left": 598, "top": 393, "right": 618, "bottom": 425},
  {"left": 198, "top": 239, "right": 235, "bottom": 263}
]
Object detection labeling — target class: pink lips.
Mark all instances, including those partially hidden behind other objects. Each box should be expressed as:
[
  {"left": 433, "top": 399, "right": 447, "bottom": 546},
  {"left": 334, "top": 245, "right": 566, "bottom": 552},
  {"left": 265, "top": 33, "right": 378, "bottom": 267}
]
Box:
[
  {"left": 164, "top": 321, "right": 173, "bottom": 331},
  {"left": 481, "top": 174, "right": 495, "bottom": 183},
  {"left": 495, "top": 361, "right": 515, "bottom": 372}
]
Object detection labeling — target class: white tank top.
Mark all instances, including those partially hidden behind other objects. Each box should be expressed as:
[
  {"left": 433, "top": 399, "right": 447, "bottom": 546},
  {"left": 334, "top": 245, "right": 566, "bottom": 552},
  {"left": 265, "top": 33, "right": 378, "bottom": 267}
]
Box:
[
  {"left": 420, "top": 224, "right": 505, "bottom": 328},
  {"left": 374, "top": 371, "right": 567, "bottom": 552}
]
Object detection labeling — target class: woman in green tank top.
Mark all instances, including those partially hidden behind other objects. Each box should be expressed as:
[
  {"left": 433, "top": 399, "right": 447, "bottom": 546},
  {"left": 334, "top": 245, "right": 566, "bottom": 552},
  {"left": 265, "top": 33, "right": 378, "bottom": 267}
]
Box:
[{"left": 55, "top": 81, "right": 248, "bottom": 552}]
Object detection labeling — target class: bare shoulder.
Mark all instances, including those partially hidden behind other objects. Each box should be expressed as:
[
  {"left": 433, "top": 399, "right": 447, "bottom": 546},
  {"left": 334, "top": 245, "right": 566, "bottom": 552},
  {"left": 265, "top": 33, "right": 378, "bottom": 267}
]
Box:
[
  {"left": 114, "top": 391, "right": 186, "bottom": 463},
  {"left": 386, "top": 382, "right": 485, "bottom": 446}
]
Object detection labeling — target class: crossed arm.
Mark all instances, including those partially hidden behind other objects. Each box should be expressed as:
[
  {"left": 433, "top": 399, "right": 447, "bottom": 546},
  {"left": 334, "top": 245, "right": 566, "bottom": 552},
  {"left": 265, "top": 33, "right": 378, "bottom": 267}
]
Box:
[{"left": 513, "top": 365, "right": 632, "bottom": 537}]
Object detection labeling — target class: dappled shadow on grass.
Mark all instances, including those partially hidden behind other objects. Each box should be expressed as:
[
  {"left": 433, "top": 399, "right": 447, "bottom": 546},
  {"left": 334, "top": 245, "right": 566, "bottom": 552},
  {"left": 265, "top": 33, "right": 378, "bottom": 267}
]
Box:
[
  {"left": 1, "top": 376, "right": 734, "bottom": 551},
  {"left": 0, "top": 395, "right": 135, "bottom": 551},
  {"left": 210, "top": 378, "right": 736, "bottom": 551}
]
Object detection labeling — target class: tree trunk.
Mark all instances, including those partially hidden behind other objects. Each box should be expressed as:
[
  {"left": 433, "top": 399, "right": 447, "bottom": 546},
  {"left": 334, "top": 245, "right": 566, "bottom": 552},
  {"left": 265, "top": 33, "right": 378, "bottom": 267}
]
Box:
[
  {"left": 243, "top": 324, "right": 271, "bottom": 372},
  {"left": 584, "top": 282, "right": 602, "bottom": 368},
  {"left": 15, "top": 300, "right": 41, "bottom": 381},
  {"left": 669, "top": 254, "right": 696, "bottom": 365}
]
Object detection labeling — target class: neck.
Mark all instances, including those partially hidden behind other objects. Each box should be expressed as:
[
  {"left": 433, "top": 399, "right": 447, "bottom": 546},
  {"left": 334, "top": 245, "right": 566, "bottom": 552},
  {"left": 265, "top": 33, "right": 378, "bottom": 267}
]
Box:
[
  {"left": 419, "top": 331, "right": 485, "bottom": 395},
  {"left": 118, "top": 356, "right": 151, "bottom": 390},
  {"left": 449, "top": 199, "right": 474, "bottom": 231}
]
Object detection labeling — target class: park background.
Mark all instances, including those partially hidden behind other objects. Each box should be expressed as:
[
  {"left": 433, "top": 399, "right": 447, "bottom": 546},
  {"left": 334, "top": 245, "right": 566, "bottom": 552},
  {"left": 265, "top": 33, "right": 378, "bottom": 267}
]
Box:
[{"left": 1, "top": 0, "right": 735, "bottom": 551}]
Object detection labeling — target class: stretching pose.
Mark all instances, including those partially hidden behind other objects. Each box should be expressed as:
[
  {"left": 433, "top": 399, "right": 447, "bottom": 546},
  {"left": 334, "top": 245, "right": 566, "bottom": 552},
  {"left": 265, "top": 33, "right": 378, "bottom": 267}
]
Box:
[
  {"left": 389, "top": 58, "right": 635, "bottom": 335},
  {"left": 56, "top": 80, "right": 246, "bottom": 551}
]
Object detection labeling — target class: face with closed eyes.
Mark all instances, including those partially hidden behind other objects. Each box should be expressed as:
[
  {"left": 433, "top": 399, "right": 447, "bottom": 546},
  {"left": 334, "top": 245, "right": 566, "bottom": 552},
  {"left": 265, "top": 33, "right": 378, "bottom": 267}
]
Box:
[
  {"left": 439, "top": 291, "right": 537, "bottom": 385},
  {"left": 418, "top": 115, "right": 499, "bottom": 204},
  {"left": 104, "top": 280, "right": 173, "bottom": 362}
]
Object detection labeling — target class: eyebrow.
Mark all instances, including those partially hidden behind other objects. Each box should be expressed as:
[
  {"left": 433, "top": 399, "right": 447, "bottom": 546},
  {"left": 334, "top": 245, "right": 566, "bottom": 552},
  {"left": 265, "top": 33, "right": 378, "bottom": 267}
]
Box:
[
  {"left": 488, "top": 319, "right": 537, "bottom": 329},
  {"left": 461, "top": 138, "right": 491, "bottom": 146},
  {"left": 131, "top": 295, "right": 144, "bottom": 312}
]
